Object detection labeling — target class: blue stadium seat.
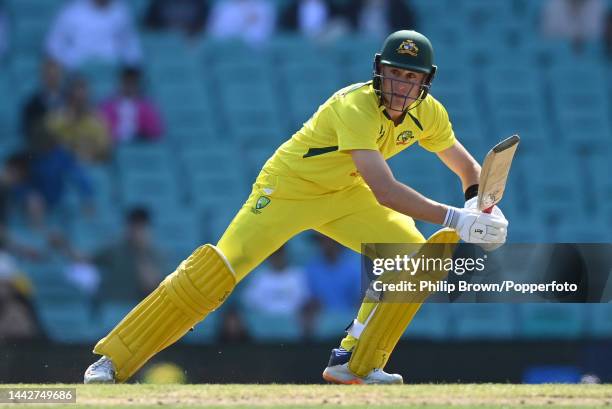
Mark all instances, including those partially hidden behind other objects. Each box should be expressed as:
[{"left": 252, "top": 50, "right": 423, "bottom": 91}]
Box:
[
  {"left": 520, "top": 153, "right": 585, "bottom": 222},
  {"left": 70, "top": 214, "right": 122, "bottom": 254},
  {"left": 587, "top": 304, "right": 612, "bottom": 338},
  {"left": 154, "top": 209, "right": 202, "bottom": 268},
  {"left": 243, "top": 146, "right": 276, "bottom": 181},
  {"left": 281, "top": 60, "right": 341, "bottom": 126},
  {"left": 79, "top": 61, "right": 117, "bottom": 102},
  {"left": 556, "top": 111, "right": 611, "bottom": 149},
  {"left": 450, "top": 304, "right": 517, "bottom": 339},
  {"left": 402, "top": 303, "right": 450, "bottom": 339},
  {"left": 242, "top": 310, "right": 302, "bottom": 341},
  {"left": 115, "top": 143, "right": 175, "bottom": 173},
  {"left": 312, "top": 310, "right": 355, "bottom": 341},
  {"left": 554, "top": 223, "right": 612, "bottom": 243},
  {"left": 181, "top": 312, "right": 220, "bottom": 345},
  {"left": 180, "top": 145, "right": 238, "bottom": 175},
  {"left": 99, "top": 302, "right": 136, "bottom": 333},
  {"left": 518, "top": 304, "right": 585, "bottom": 339},
  {"left": 10, "top": 54, "right": 39, "bottom": 99},
  {"left": 6, "top": 0, "right": 64, "bottom": 16},
  {"left": 12, "top": 17, "right": 51, "bottom": 54},
  {"left": 85, "top": 164, "right": 117, "bottom": 207},
  {"left": 37, "top": 300, "right": 98, "bottom": 343},
  {"left": 119, "top": 171, "right": 183, "bottom": 214}
]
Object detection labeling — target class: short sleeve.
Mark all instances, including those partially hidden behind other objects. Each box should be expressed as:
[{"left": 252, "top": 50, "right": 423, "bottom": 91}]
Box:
[
  {"left": 418, "top": 97, "right": 456, "bottom": 153},
  {"left": 332, "top": 95, "right": 380, "bottom": 152}
]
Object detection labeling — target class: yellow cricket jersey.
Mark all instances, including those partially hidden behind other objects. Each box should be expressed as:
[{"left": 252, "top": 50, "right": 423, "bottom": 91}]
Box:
[{"left": 263, "top": 81, "right": 455, "bottom": 194}]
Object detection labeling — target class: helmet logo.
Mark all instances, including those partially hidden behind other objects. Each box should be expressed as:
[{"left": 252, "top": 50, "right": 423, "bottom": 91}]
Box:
[{"left": 397, "top": 40, "right": 419, "bottom": 56}]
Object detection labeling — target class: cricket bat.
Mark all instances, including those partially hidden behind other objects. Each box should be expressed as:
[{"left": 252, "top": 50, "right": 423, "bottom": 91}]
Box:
[
  {"left": 477, "top": 134, "right": 520, "bottom": 213},
  {"left": 427, "top": 134, "right": 520, "bottom": 243}
]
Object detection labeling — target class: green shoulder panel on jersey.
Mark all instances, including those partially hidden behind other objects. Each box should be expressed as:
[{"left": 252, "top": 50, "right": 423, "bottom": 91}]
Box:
[
  {"left": 303, "top": 146, "right": 339, "bottom": 158},
  {"left": 407, "top": 112, "right": 423, "bottom": 131}
]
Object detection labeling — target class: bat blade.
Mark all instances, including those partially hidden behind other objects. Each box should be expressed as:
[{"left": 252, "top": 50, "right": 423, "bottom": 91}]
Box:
[{"left": 478, "top": 134, "right": 520, "bottom": 212}]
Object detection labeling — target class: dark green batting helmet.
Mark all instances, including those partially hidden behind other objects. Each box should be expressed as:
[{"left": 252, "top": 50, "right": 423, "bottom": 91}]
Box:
[{"left": 373, "top": 30, "right": 437, "bottom": 109}]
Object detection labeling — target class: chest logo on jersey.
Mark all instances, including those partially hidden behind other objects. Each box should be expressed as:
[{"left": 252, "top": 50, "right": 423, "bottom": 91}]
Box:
[
  {"left": 397, "top": 40, "right": 419, "bottom": 57},
  {"left": 396, "top": 130, "right": 414, "bottom": 145},
  {"left": 251, "top": 196, "right": 271, "bottom": 214}
]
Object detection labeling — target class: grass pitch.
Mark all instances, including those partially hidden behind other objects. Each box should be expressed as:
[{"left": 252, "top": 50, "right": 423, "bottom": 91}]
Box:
[{"left": 1, "top": 384, "right": 611, "bottom": 408}]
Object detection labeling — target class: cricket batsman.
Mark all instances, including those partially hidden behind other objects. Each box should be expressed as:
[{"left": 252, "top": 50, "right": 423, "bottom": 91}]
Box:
[{"left": 84, "top": 30, "right": 508, "bottom": 385}]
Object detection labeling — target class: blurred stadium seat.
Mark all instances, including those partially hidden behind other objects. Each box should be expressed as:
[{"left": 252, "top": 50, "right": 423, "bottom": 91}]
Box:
[
  {"left": 402, "top": 303, "right": 450, "bottom": 340},
  {"left": 518, "top": 304, "right": 585, "bottom": 339},
  {"left": 242, "top": 310, "right": 302, "bottom": 341}
]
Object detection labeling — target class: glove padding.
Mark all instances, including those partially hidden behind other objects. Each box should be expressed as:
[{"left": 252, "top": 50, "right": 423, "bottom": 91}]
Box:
[
  {"left": 445, "top": 207, "right": 508, "bottom": 251},
  {"left": 463, "top": 198, "right": 508, "bottom": 251}
]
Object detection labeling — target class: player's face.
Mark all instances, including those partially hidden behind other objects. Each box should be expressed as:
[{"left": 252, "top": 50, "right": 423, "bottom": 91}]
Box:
[{"left": 380, "top": 65, "right": 426, "bottom": 112}]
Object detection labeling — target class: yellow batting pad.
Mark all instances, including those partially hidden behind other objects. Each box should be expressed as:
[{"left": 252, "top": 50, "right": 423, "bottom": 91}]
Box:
[
  {"left": 93, "top": 244, "right": 236, "bottom": 382},
  {"left": 427, "top": 227, "right": 460, "bottom": 245},
  {"left": 347, "top": 229, "right": 460, "bottom": 377}
]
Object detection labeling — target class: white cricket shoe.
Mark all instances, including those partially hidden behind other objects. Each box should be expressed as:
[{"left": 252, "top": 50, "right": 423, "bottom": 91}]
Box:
[
  {"left": 84, "top": 356, "right": 116, "bottom": 384},
  {"left": 323, "top": 363, "right": 403, "bottom": 385}
]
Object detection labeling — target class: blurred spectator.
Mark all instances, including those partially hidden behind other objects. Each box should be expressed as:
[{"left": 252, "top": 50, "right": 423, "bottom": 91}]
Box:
[
  {"left": 281, "top": 0, "right": 360, "bottom": 42},
  {"left": 217, "top": 305, "right": 250, "bottom": 344},
  {"left": 93, "top": 207, "right": 163, "bottom": 303},
  {"left": 144, "top": 0, "right": 209, "bottom": 38},
  {"left": 207, "top": 0, "right": 277, "bottom": 46},
  {"left": 27, "top": 136, "right": 94, "bottom": 224},
  {"left": 0, "top": 250, "right": 43, "bottom": 342},
  {"left": 354, "top": 0, "right": 416, "bottom": 38},
  {"left": 21, "top": 59, "right": 65, "bottom": 150},
  {"left": 46, "top": 0, "right": 142, "bottom": 69},
  {"left": 541, "top": 0, "right": 606, "bottom": 52},
  {"left": 46, "top": 76, "right": 111, "bottom": 163},
  {"left": 0, "top": 153, "right": 37, "bottom": 225},
  {"left": 305, "top": 235, "right": 361, "bottom": 312},
  {"left": 241, "top": 246, "right": 310, "bottom": 315},
  {"left": 99, "top": 66, "right": 164, "bottom": 144},
  {"left": 0, "top": 153, "right": 46, "bottom": 256},
  {"left": 280, "top": 0, "right": 331, "bottom": 38}
]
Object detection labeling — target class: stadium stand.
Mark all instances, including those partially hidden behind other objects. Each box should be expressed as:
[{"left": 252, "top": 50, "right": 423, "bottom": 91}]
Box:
[{"left": 1, "top": 0, "right": 611, "bottom": 344}]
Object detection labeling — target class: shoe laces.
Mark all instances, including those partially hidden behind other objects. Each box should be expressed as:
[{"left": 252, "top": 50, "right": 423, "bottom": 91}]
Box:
[{"left": 90, "top": 357, "right": 111, "bottom": 371}]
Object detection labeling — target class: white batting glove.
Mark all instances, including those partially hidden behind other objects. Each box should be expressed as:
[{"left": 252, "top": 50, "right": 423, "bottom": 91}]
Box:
[
  {"left": 464, "top": 197, "right": 505, "bottom": 218},
  {"left": 464, "top": 198, "right": 508, "bottom": 250},
  {"left": 443, "top": 207, "right": 508, "bottom": 251}
]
